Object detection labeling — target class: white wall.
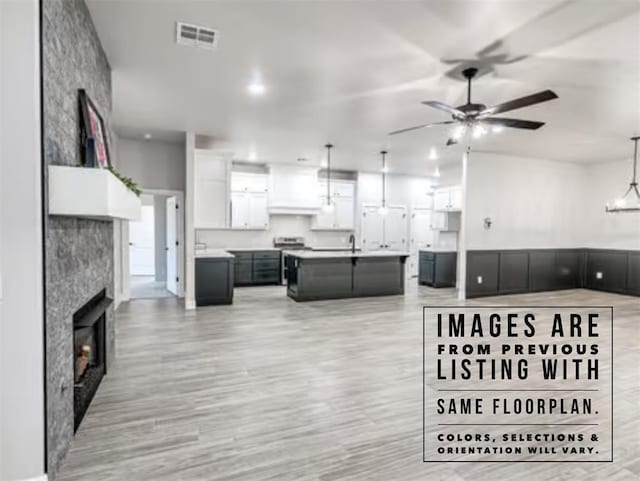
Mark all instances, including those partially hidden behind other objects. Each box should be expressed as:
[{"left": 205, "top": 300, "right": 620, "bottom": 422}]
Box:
[
  {"left": 465, "top": 153, "right": 586, "bottom": 250},
  {"left": 196, "top": 215, "right": 351, "bottom": 248},
  {"left": 0, "top": 1, "right": 46, "bottom": 480},
  {"left": 117, "top": 138, "right": 185, "bottom": 192},
  {"left": 582, "top": 158, "right": 640, "bottom": 250}
]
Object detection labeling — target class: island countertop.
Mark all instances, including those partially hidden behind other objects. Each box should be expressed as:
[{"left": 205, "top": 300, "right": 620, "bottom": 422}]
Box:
[{"left": 282, "top": 250, "right": 409, "bottom": 259}]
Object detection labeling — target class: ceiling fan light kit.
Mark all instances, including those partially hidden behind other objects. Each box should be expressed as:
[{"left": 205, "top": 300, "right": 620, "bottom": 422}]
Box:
[
  {"left": 389, "top": 66, "right": 558, "bottom": 147},
  {"left": 606, "top": 136, "right": 640, "bottom": 213}
]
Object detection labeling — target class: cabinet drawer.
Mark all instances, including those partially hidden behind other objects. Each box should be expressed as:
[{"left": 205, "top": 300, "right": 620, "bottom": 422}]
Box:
[
  {"left": 253, "top": 270, "right": 280, "bottom": 283},
  {"left": 253, "top": 251, "right": 281, "bottom": 260},
  {"left": 229, "top": 251, "right": 252, "bottom": 261},
  {"left": 254, "top": 259, "right": 280, "bottom": 271}
]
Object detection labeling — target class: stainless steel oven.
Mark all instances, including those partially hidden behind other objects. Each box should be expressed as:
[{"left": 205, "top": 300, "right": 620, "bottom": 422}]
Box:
[{"left": 273, "top": 236, "right": 309, "bottom": 285}]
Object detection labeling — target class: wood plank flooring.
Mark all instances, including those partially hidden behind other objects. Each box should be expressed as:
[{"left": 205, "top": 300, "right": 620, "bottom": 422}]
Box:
[{"left": 57, "top": 285, "right": 639, "bottom": 481}]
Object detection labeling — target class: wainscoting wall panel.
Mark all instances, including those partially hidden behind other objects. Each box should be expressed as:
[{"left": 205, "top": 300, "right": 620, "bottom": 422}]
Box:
[{"left": 467, "top": 248, "right": 638, "bottom": 298}]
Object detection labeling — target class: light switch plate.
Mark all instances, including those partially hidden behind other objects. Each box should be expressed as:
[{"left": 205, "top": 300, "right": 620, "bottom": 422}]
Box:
[
  {"left": 596, "top": 272, "right": 603, "bottom": 279},
  {"left": 477, "top": 276, "right": 483, "bottom": 284}
]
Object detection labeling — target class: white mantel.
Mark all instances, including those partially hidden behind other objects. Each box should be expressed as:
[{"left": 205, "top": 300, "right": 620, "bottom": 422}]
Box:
[{"left": 48, "top": 165, "right": 141, "bottom": 221}]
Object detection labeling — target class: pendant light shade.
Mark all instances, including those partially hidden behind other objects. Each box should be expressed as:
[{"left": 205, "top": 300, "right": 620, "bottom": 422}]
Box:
[
  {"left": 322, "top": 143, "right": 334, "bottom": 212},
  {"left": 379, "top": 150, "right": 388, "bottom": 216},
  {"left": 606, "top": 136, "right": 640, "bottom": 213}
]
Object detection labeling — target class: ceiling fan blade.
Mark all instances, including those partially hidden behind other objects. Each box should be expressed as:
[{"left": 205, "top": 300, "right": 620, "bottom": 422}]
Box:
[
  {"left": 478, "top": 90, "right": 558, "bottom": 117},
  {"left": 481, "top": 117, "right": 546, "bottom": 130},
  {"left": 388, "top": 120, "right": 456, "bottom": 136},
  {"left": 421, "top": 101, "right": 466, "bottom": 119}
]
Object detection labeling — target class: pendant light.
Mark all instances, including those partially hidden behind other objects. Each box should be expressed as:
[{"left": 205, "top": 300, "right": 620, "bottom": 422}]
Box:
[
  {"left": 322, "top": 143, "right": 334, "bottom": 212},
  {"left": 606, "top": 136, "right": 640, "bottom": 213},
  {"left": 379, "top": 150, "right": 388, "bottom": 216}
]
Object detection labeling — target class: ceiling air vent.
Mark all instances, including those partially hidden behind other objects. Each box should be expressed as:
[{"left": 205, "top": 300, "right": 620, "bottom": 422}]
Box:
[{"left": 176, "top": 22, "right": 218, "bottom": 50}]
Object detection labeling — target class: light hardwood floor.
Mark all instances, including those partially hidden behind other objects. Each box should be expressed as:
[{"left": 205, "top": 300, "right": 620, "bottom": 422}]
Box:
[{"left": 57, "top": 285, "right": 639, "bottom": 481}]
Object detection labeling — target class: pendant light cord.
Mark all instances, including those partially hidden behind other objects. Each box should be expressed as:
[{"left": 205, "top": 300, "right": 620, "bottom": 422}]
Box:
[
  {"left": 381, "top": 150, "right": 387, "bottom": 208},
  {"left": 631, "top": 137, "right": 638, "bottom": 186},
  {"left": 325, "top": 143, "right": 333, "bottom": 206}
]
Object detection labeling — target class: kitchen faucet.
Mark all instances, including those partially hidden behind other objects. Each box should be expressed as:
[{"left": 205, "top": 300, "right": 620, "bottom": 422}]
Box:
[{"left": 348, "top": 234, "right": 356, "bottom": 253}]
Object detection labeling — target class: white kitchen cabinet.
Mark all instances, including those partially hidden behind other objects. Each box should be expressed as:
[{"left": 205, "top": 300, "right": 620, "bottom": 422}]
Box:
[
  {"left": 360, "top": 204, "right": 407, "bottom": 251},
  {"left": 431, "top": 211, "right": 461, "bottom": 231},
  {"left": 231, "top": 172, "right": 268, "bottom": 193},
  {"left": 433, "top": 186, "right": 463, "bottom": 212},
  {"left": 408, "top": 207, "right": 435, "bottom": 277},
  {"left": 334, "top": 196, "right": 355, "bottom": 229},
  {"left": 312, "top": 180, "right": 355, "bottom": 230},
  {"left": 230, "top": 191, "right": 269, "bottom": 229},
  {"left": 194, "top": 150, "right": 229, "bottom": 229}
]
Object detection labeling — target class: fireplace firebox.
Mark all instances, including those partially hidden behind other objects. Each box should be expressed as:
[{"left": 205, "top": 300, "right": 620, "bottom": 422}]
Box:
[{"left": 73, "top": 289, "right": 112, "bottom": 432}]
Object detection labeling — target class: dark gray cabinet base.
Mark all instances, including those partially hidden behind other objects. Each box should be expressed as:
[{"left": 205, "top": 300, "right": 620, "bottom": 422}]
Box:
[
  {"left": 228, "top": 250, "right": 281, "bottom": 287},
  {"left": 467, "top": 248, "right": 639, "bottom": 298},
  {"left": 287, "top": 256, "right": 407, "bottom": 302},
  {"left": 418, "top": 251, "right": 457, "bottom": 287},
  {"left": 195, "top": 258, "right": 234, "bottom": 306}
]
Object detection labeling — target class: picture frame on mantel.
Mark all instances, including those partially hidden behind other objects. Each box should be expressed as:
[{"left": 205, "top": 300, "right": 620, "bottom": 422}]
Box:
[{"left": 78, "top": 89, "right": 110, "bottom": 168}]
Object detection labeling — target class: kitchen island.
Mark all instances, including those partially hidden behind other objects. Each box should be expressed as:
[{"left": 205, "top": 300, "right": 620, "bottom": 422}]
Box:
[{"left": 284, "top": 250, "right": 409, "bottom": 301}]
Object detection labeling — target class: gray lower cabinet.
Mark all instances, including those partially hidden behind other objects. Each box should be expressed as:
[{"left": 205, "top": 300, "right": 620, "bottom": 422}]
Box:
[
  {"left": 419, "top": 251, "right": 457, "bottom": 288},
  {"left": 228, "top": 250, "right": 281, "bottom": 286},
  {"left": 287, "top": 255, "right": 407, "bottom": 301},
  {"left": 195, "top": 257, "right": 234, "bottom": 306}
]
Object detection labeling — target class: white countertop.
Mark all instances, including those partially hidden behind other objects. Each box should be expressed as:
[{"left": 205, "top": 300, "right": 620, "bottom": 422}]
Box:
[
  {"left": 224, "top": 247, "right": 282, "bottom": 252},
  {"left": 195, "top": 249, "right": 235, "bottom": 259},
  {"left": 283, "top": 250, "right": 410, "bottom": 259}
]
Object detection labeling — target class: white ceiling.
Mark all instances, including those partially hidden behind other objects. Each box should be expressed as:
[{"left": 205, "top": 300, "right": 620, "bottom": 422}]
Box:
[{"left": 87, "top": 0, "right": 640, "bottom": 175}]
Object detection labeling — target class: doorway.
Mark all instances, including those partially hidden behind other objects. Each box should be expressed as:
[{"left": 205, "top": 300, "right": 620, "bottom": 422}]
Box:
[{"left": 128, "top": 191, "right": 184, "bottom": 300}]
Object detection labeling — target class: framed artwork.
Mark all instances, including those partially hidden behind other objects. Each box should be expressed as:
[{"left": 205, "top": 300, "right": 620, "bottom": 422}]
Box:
[{"left": 78, "top": 89, "right": 110, "bottom": 168}]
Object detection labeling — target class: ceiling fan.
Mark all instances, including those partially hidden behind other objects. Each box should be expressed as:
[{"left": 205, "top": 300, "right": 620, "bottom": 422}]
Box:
[{"left": 389, "top": 67, "right": 558, "bottom": 146}]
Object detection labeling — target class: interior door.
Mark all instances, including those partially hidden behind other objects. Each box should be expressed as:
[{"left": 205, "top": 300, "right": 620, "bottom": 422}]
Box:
[
  {"left": 129, "top": 204, "right": 155, "bottom": 276},
  {"left": 361, "top": 205, "right": 385, "bottom": 251},
  {"left": 409, "top": 207, "right": 434, "bottom": 276},
  {"left": 166, "top": 196, "right": 178, "bottom": 295},
  {"left": 384, "top": 205, "right": 408, "bottom": 251}
]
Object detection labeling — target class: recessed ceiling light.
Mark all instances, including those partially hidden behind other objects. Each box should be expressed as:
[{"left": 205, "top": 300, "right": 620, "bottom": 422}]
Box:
[
  {"left": 144, "top": 133, "right": 152, "bottom": 140},
  {"left": 247, "top": 150, "right": 257, "bottom": 161},
  {"left": 247, "top": 82, "right": 266, "bottom": 96},
  {"left": 429, "top": 147, "right": 438, "bottom": 161}
]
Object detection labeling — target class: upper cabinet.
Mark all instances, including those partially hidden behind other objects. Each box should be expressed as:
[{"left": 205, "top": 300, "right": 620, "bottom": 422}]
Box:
[
  {"left": 433, "top": 185, "right": 462, "bottom": 212},
  {"left": 230, "top": 171, "right": 269, "bottom": 229},
  {"left": 231, "top": 172, "right": 268, "bottom": 194},
  {"left": 312, "top": 180, "right": 356, "bottom": 230},
  {"left": 194, "top": 150, "right": 229, "bottom": 229},
  {"left": 268, "top": 165, "right": 320, "bottom": 214}
]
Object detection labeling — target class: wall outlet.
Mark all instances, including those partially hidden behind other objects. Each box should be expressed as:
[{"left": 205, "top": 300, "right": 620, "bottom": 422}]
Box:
[
  {"left": 477, "top": 276, "right": 483, "bottom": 284},
  {"left": 596, "top": 272, "right": 603, "bottom": 279}
]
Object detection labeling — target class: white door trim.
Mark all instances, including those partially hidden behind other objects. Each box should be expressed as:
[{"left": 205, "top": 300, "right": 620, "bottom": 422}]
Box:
[{"left": 120, "top": 188, "right": 185, "bottom": 299}]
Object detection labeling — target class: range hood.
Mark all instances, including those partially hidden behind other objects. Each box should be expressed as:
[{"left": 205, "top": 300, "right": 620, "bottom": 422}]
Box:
[{"left": 268, "top": 164, "right": 321, "bottom": 215}]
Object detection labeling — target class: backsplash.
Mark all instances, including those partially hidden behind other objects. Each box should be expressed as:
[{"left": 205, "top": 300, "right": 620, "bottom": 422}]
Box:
[{"left": 196, "top": 215, "right": 353, "bottom": 248}]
